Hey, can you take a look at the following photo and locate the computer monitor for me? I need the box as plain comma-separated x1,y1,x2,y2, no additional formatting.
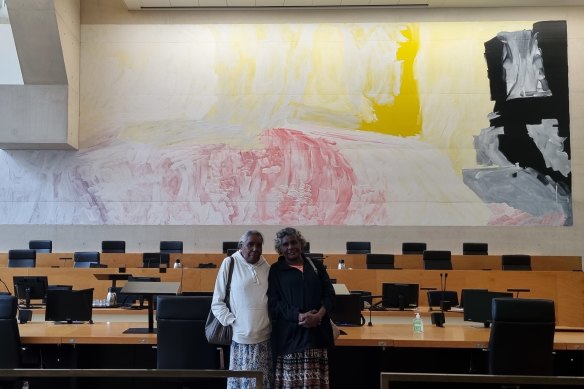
382,283,419,310
45,288,94,324
13,276,48,308
330,294,364,326
142,253,170,268
459,288,488,308
463,290,513,327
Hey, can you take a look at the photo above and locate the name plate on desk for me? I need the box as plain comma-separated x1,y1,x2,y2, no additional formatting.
120,281,180,295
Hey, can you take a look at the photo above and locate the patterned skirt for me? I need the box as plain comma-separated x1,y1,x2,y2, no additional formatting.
228,339,273,389
274,348,329,389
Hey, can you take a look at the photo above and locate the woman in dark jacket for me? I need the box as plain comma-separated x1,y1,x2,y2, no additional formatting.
268,227,335,389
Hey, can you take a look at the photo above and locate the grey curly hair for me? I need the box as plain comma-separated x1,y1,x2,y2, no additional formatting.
238,230,264,249
274,227,306,255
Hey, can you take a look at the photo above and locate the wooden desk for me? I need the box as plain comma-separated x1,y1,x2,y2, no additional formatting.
19,321,156,345
19,321,584,351
0,252,580,271
3,267,584,326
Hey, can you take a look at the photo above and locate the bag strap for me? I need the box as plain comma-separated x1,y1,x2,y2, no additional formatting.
305,256,318,274
224,256,235,309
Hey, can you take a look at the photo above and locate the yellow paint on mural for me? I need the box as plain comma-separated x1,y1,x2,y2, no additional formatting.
360,24,422,137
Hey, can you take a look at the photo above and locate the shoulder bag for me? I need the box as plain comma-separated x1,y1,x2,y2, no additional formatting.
205,256,235,345
305,256,341,340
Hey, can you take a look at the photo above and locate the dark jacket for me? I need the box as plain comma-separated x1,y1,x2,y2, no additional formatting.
268,254,336,357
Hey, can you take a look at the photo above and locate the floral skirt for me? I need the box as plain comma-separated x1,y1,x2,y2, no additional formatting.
274,348,329,389
228,339,273,389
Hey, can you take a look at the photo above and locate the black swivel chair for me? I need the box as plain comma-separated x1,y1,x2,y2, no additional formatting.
402,242,426,254
346,241,371,254
101,240,126,253
501,254,532,271
222,241,239,254
160,241,183,254
488,298,555,375
157,296,226,387
73,251,101,268
28,240,52,253
422,250,452,270
462,242,488,255
7,250,37,268
365,254,396,269
0,295,21,369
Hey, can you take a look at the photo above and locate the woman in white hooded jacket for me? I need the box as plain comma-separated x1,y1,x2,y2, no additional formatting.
211,230,272,389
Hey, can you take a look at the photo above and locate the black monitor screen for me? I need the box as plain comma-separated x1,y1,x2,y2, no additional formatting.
45,288,94,323
13,276,48,308
143,253,170,268
463,290,513,327
382,283,419,310
459,288,488,308
330,294,364,326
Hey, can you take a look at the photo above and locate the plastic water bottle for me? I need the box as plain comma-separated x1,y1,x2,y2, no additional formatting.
413,312,424,334
337,259,346,270
174,259,182,269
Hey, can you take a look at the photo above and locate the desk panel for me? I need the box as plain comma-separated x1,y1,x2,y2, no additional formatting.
1,252,580,271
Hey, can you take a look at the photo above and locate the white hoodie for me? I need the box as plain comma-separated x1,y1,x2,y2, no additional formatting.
211,251,271,344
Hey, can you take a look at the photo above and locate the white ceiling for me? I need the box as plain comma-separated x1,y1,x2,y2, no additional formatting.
122,0,584,10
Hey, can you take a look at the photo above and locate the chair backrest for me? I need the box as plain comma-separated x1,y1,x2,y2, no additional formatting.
7,249,37,268
488,298,555,375
346,241,371,254
402,242,426,254
221,241,238,254
365,254,395,269
501,255,532,270
303,241,311,253
102,240,126,253
462,242,488,255
156,295,223,369
29,240,53,253
73,251,101,268
422,250,452,270
0,295,21,368
160,241,183,253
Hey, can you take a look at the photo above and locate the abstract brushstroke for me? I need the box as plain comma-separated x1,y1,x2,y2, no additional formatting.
360,24,422,137
464,20,571,226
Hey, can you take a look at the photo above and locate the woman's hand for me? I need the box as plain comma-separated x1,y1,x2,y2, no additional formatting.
299,309,323,328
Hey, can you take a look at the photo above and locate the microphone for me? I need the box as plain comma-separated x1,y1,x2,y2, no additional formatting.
366,295,383,327
431,273,446,327
0,277,11,295
178,263,185,295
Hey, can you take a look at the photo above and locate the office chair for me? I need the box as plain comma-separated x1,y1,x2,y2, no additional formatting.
160,241,183,254
422,250,452,270
7,249,37,268
73,251,101,268
101,240,126,253
142,252,170,268
28,240,52,253
222,241,239,254
402,242,426,254
303,241,311,253
346,241,371,254
365,254,396,269
157,296,226,388
488,298,555,375
501,254,532,270
0,295,21,369
462,242,488,255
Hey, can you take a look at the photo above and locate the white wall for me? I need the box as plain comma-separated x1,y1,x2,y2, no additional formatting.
0,1,582,258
